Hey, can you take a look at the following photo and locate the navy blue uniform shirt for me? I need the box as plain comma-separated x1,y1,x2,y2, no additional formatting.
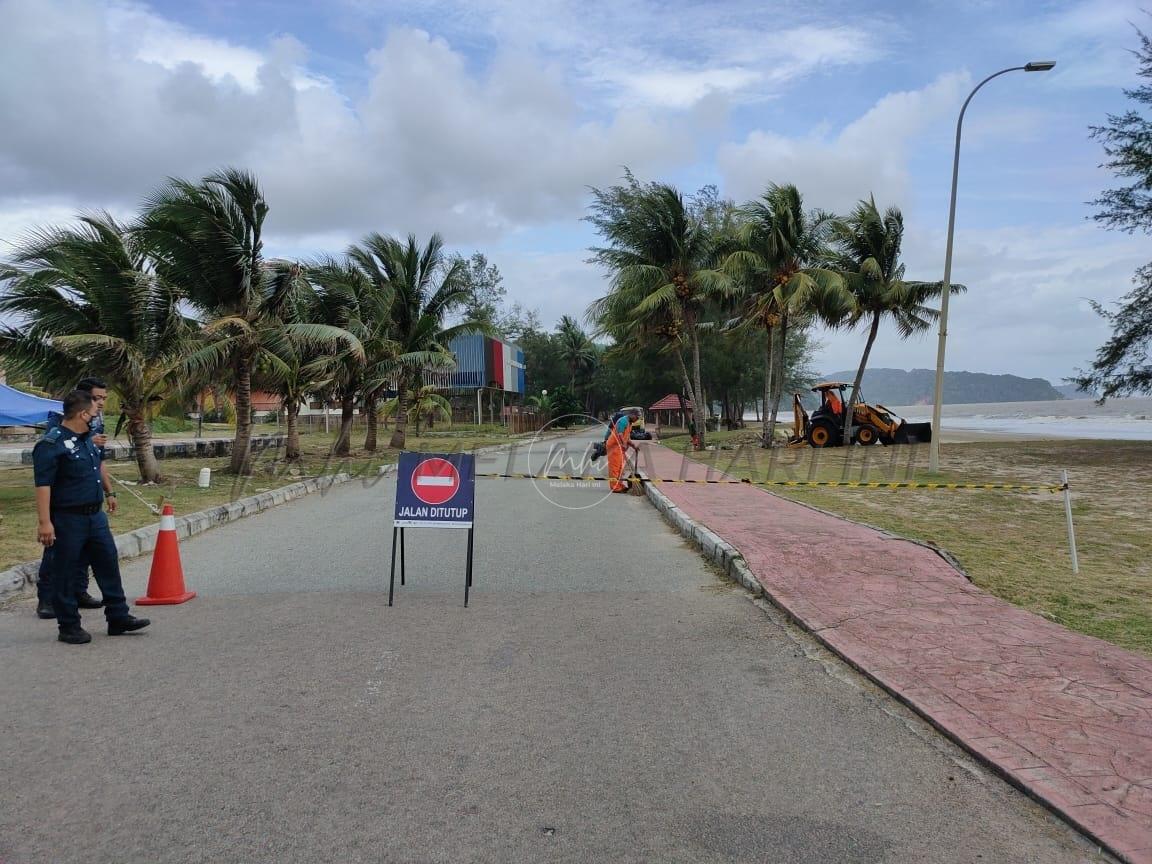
32,425,105,508
45,410,105,460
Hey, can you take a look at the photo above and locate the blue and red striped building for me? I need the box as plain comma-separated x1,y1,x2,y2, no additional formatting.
434,334,525,395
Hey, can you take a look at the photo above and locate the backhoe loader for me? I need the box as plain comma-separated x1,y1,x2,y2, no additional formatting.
787,382,932,447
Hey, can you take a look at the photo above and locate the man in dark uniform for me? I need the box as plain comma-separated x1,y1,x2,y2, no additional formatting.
35,377,111,618
33,390,150,645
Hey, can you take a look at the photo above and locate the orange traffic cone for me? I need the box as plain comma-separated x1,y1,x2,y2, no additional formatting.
136,503,196,605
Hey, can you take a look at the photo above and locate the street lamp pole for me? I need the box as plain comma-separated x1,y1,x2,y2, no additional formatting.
928,60,1056,472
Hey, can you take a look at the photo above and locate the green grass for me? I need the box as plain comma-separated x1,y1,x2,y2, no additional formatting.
665,431,1152,654
0,427,515,575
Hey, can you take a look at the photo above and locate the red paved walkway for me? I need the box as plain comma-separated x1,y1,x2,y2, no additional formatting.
640,443,1152,863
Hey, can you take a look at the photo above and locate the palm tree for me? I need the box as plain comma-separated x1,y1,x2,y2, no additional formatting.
526,391,556,422
726,184,850,445
0,213,194,482
253,274,357,463
832,198,958,444
556,315,597,389
348,233,476,450
587,171,735,447
136,169,352,474
252,336,309,463
592,301,699,433
384,384,452,436
332,251,402,453
304,257,383,456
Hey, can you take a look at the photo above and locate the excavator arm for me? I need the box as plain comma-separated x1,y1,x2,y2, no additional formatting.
787,393,809,446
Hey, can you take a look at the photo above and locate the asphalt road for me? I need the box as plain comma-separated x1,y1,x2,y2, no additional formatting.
0,433,1111,863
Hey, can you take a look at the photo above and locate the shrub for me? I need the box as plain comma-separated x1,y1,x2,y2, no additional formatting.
151,415,192,433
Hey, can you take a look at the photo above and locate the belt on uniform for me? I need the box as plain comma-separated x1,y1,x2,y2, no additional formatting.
51,502,103,515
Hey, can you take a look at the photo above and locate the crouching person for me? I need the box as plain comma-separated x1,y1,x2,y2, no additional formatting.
33,390,150,645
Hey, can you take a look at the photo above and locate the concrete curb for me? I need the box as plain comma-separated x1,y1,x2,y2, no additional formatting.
639,476,1128,863
641,480,761,594
0,434,549,603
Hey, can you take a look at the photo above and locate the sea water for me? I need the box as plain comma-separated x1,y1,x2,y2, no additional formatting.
743,397,1152,441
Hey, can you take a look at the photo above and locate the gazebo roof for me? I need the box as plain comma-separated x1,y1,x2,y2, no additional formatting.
650,394,693,411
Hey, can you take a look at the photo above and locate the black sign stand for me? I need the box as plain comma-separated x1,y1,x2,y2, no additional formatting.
389,526,475,607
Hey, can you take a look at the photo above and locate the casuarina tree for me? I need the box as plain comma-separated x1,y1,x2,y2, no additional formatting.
1075,24,1152,398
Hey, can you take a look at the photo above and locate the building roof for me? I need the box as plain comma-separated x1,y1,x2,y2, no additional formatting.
649,394,693,411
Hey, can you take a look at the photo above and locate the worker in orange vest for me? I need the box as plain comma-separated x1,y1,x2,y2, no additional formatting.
826,389,843,416
605,408,641,493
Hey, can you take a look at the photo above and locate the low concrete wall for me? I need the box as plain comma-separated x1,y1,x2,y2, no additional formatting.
0,465,393,601
0,434,558,602
1,434,286,466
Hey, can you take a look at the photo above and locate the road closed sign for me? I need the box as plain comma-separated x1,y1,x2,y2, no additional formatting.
394,452,475,529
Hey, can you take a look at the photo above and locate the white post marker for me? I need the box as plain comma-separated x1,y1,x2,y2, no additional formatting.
198,467,211,488
1062,469,1080,574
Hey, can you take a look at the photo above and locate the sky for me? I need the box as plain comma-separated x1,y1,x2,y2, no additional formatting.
0,0,1147,383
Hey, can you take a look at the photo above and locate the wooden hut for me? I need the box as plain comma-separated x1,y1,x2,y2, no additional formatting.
649,394,694,431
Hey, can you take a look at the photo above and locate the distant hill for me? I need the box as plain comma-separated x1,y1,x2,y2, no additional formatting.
818,368,1066,405
1054,383,1098,400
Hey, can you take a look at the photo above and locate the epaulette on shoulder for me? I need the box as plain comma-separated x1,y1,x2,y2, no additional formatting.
40,427,64,443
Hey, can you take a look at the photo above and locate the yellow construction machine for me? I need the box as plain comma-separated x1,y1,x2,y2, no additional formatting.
787,382,932,447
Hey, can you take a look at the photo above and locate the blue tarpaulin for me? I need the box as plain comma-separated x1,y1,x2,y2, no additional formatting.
0,383,62,427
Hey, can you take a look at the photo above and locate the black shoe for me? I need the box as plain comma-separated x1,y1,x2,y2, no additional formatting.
58,627,92,645
36,600,56,619
76,592,103,609
108,616,151,636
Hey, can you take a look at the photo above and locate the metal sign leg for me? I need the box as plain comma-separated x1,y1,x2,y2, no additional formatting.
400,527,406,586
388,526,398,606
465,527,474,607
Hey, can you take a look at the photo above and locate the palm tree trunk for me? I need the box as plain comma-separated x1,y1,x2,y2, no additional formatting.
334,394,355,456
845,312,882,445
126,409,162,483
230,355,254,475
690,328,707,448
285,398,301,462
673,350,701,448
767,314,788,444
389,382,409,449
363,396,379,452
762,325,775,447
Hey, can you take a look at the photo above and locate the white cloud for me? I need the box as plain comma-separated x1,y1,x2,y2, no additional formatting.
1028,0,1145,90
717,72,969,212
107,0,271,89
813,223,1146,381
0,0,696,245
488,244,607,330
617,68,761,111
0,201,97,255
348,0,886,109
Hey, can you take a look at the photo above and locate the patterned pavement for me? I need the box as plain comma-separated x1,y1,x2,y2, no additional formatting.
640,442,1152,864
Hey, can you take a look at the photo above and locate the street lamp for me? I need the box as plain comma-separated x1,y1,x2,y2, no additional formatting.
928,60,1056,472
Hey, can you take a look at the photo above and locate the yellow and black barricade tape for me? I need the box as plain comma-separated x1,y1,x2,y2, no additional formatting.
473,473,1063,493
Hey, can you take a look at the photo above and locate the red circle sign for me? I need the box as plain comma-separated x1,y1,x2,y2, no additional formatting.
411,457,461,505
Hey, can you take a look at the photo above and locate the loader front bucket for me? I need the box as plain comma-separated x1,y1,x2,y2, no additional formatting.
894,421,933,444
